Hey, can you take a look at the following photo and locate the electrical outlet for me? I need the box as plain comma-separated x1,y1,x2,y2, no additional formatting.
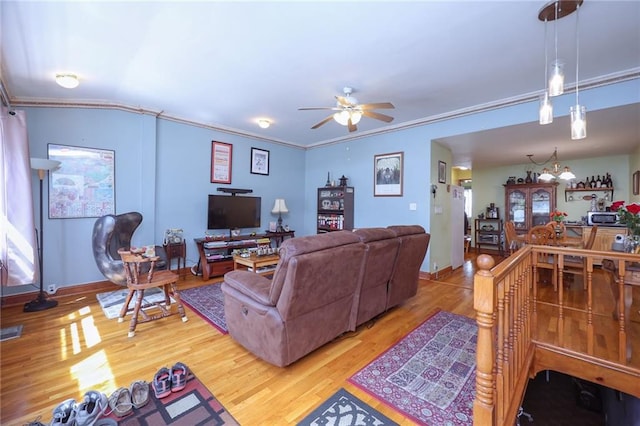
47,284,57,295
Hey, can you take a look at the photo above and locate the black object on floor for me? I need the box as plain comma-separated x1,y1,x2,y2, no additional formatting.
519,371,605,425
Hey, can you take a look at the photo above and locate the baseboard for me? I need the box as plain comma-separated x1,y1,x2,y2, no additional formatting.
420,264,453,281
1,267,189,308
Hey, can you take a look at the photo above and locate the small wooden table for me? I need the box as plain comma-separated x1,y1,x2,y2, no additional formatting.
233,254,280,276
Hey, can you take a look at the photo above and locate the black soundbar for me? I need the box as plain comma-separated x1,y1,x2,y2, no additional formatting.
217,187,253,196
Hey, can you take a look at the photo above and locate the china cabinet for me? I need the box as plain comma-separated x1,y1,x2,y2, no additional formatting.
504,183,557,234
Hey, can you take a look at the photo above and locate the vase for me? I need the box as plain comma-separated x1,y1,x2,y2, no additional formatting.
623,234,640,254
525,171,533,183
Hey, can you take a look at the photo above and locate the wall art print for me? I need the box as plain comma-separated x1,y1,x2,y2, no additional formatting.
47,144,115,219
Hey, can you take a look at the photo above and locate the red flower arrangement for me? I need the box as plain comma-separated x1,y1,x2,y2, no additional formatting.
611,201,640,236
549,210,568,223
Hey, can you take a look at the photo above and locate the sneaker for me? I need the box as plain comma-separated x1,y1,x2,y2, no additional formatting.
75,390,108,426
153,367,172,399
107,387,132,418
129,380,149,409
50,399,76,426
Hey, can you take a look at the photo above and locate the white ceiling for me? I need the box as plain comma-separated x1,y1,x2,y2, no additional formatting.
1,1,639,169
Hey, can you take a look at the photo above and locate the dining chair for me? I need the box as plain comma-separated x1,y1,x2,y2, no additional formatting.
527,225,557,290
118,249,188,337
562,225,598,290
504,221,526,254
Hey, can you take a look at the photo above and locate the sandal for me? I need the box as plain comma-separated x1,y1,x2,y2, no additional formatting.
153,367,172,399
130,380,150,409
170,362,189,392
107,387,133,417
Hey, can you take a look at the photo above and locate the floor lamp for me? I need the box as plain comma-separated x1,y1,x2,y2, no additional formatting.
24,158,60,312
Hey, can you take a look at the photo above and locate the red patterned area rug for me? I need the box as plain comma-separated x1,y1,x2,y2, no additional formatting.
349,310,477,425
179,283,228,334
105,373,238,425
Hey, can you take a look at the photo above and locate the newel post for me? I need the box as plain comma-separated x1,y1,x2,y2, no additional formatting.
473,254,496,425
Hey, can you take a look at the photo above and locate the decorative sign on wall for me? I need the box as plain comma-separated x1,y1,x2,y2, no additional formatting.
211,141,233,184
47,144,115,219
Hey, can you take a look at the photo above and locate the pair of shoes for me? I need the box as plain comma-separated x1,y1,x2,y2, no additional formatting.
107,387,133,418
50,399,76,426
153,362,190,398
130,380,150,409
75,390,108,426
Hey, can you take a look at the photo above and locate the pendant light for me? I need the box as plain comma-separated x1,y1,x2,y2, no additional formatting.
548,2,564,97
570,2,586,140
539,17,553,125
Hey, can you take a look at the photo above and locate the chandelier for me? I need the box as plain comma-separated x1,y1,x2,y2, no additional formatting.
537,0,586,139
527,147,576,181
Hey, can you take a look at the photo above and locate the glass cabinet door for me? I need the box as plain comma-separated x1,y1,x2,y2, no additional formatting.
507,189,527,230
531,188,552,227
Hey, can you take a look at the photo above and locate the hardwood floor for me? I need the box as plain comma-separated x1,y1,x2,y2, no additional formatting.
2,252,635,424
1,259,478,425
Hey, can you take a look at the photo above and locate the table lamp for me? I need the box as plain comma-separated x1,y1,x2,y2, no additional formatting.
271,199,289,232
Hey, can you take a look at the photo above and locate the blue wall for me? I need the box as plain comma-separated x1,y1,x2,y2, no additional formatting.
8,78,638,296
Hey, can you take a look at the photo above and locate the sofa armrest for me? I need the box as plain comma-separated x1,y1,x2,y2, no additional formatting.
223,270,274,306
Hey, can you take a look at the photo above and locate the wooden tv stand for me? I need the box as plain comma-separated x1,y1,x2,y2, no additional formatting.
194,231,294,280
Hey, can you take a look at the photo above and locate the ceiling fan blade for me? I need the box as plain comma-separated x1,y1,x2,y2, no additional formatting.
348,118,357,133
311,115,334,129
360,102,395,110
335,96,351,107
299,107,339,111
362,110,394,123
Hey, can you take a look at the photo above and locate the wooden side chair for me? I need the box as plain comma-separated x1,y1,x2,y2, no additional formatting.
504,220,526,254
527,224,557,290
117,249,188,337
561,225,598,290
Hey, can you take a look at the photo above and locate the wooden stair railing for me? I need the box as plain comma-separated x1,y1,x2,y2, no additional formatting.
473,246,640,426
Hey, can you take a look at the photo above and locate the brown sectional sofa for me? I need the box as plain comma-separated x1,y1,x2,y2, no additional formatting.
221,225,430,367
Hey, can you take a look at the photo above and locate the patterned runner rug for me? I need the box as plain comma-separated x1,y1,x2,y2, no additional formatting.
96,287,173,320
349,310,477,425
297,388,398,426
105,372,239,425
179,283,228,334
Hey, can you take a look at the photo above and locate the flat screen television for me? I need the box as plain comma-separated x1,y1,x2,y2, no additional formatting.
207,195,261,230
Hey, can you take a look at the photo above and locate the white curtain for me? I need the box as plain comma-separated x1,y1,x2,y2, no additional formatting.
0,105,37,286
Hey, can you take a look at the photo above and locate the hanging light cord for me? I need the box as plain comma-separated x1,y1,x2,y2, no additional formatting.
554,1,559,66
527,148,559,166
575,3,580,104
544,18,549,89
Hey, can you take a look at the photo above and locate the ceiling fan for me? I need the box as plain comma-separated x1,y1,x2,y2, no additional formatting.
298,87,395,133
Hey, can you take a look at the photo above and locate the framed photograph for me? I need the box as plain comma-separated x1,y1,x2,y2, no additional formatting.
633,170,640,195
374,152,403,197
47,144,115,218
250,147,270,176
211,141,232,184
438,161,447,184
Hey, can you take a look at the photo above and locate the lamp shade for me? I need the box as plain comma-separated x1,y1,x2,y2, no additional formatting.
271,199,289,214
548,60,564,96
30,158,61,171
570,105,587,140
333,111,350,126
539,93,553,125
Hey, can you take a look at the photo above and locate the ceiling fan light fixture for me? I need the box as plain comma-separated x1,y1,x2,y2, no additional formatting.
350,111,362,125
333,110,350,126
257,119,271,129
55,73,79,89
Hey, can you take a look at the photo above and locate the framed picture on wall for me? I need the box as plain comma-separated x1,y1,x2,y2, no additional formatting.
633,170,640,195
438,161,446,184
47,144,115,218
250,147,270,176
374,152,403,197
211,141,232,184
